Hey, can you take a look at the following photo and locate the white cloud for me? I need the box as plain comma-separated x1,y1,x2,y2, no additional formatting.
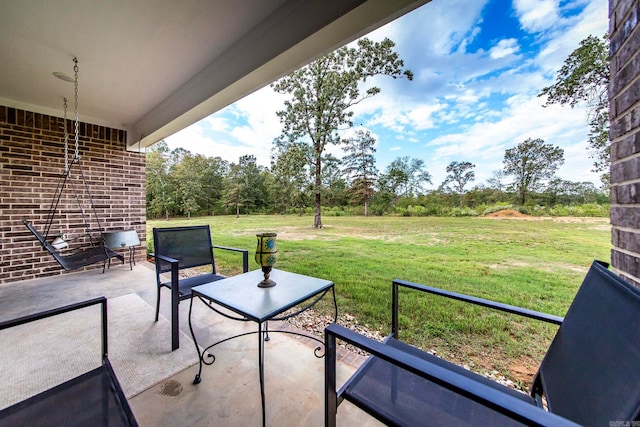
514,0,560,33
536,0,608,74
164,121,254,163
166,85,286,167
204,116,229,132
369,0,489,56
490,38,520,59
424,94,598,186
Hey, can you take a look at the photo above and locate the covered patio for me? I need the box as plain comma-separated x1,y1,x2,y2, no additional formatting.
0,261,380,426
2,0,640,425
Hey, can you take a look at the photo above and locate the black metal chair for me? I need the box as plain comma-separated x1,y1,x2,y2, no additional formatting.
0,297,138,427
150,225,249,350
325,260,640,426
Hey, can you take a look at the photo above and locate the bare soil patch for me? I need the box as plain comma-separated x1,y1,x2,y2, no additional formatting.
486,209,531,218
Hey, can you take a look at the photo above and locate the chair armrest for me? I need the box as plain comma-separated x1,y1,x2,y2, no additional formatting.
213,245,249,273
392,279,563,333
149,253,179,264
325,323,579,427
0,297,108,362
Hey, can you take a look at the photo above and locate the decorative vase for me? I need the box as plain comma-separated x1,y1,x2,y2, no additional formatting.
255,232,278,287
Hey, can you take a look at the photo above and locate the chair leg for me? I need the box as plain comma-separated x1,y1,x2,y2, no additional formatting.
155,286,161,322
171,286,180,351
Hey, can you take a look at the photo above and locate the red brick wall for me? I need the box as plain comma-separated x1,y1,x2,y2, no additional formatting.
0,106,146,284
609,0,640,284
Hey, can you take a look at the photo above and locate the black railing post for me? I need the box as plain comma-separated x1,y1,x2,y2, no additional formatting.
392,280,399,339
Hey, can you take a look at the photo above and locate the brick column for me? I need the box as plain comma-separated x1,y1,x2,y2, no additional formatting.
609,1,640,284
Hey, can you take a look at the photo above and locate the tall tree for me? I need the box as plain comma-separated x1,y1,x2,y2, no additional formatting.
321,155,348,207
342,129,378,216
271,141,312,215
379,156,432,205
543,178,602,205
223,162,243,217
172,153,203,219
503,138,565,205
239,155,265,212
258,169,276,213
169,146,191,168
486,169,507,202
146,149,174,220
538,34,609,184
441,161,475,207
200,156,229,216
487,170,506,192
223,155,265,217
272,37,412,228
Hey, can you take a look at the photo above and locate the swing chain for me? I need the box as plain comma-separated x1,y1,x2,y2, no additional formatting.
63,97,68,172
73,57,79,161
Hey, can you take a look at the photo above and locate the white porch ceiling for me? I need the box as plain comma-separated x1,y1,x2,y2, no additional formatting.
0,0,429,150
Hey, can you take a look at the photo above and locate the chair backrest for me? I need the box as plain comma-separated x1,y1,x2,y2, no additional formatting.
534,261,640,424
153,225,215,275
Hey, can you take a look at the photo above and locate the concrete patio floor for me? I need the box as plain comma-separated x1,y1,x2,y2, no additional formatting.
0,262,382,426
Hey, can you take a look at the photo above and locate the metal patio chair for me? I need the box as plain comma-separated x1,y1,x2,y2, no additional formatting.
0,297,138,426
325,260,640,426
150,225,248,350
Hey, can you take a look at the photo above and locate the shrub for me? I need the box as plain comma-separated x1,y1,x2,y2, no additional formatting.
577,203,610,217
449,207,479,217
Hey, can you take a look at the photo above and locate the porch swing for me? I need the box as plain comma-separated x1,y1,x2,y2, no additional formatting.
23,58,124,271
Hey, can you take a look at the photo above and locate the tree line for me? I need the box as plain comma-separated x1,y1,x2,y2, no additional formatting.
146,136,607,219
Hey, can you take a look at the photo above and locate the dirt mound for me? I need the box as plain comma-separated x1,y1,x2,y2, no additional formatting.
486,209,530,218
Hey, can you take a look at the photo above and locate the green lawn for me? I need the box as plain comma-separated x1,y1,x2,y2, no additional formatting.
147,215,611,387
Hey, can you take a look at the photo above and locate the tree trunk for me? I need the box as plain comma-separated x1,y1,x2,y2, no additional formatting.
364,200,369,216
314,192,322,228
314,159,323,228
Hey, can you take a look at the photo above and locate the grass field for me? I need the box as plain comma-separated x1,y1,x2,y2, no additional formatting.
147,214,611,388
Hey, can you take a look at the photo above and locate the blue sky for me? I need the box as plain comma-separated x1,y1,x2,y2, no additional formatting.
165,0,608,189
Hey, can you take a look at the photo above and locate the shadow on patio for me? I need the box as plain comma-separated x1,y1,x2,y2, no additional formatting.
0,262,381,426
